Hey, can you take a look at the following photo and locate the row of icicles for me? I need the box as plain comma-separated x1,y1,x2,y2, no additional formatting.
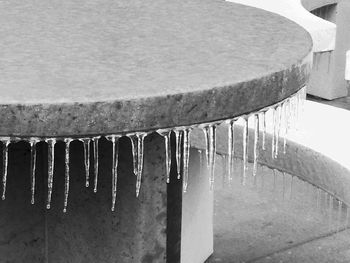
0,88,306,213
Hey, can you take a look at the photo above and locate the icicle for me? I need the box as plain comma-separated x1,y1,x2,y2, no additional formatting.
182,128,192,192
92,136,100,193
107,135,120,212
202,124,216,190
227,120,235,183
157,130,172,183
261,112,266,151
282,172,285,200
273,169,277,192
30,139,38,205
253,114,259,177
271,108,276,158
127,133,147,197
242,117,249,186
1,139,10,200
63,138,72,213
46,138,56,209
283,100,290,154
80,138,91,188
174,130,183,179
274,105,282,159
129,135,138,176
203,126,210,168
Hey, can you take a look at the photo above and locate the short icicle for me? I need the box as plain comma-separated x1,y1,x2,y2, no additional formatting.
182,128,192,192
157,130,172,183
93,136,100,193
253,114,259,178
107,135,120,212
242,116,249,186
46,138,56,209
80,138,91,187
174,130,183,179
129,135,138,176
227,120,235,183
30,139,38,204
63,138,72,213
202,124,217,190
1,139,10,200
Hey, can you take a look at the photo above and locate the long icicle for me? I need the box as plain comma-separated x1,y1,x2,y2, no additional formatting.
182,128,192,192
80,138,91,187
107,135,120,212
30,139,38,204
261,112,266,151
135,133,146,197
174,130,183,179
253,114,259,178
2,139,10,200
46,138,56,209
227,120,235,183
283,99,290,154
157,130,172,183
242,116,249,186
63,138,72,213
203,126,211,168
208,125,216,190
93,136,100,193
272,108,276,158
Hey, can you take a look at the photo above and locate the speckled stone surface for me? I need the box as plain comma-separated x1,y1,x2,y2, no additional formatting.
0,0,312,136
45,135,168,263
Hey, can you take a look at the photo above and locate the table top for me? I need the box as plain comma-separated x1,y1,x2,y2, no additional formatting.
0,0,312,137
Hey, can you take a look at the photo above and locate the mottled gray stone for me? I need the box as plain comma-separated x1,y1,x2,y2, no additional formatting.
0,142,46,263
45,135,168,263
0,0,312,136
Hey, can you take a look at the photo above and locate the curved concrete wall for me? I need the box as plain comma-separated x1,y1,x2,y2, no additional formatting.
191,101,350,206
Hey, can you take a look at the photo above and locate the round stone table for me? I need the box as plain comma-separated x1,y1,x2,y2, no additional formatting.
0,0,312,262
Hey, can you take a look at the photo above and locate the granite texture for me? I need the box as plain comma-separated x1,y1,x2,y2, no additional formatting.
45,135,168,263
0,142,46,263
0,0,312,136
